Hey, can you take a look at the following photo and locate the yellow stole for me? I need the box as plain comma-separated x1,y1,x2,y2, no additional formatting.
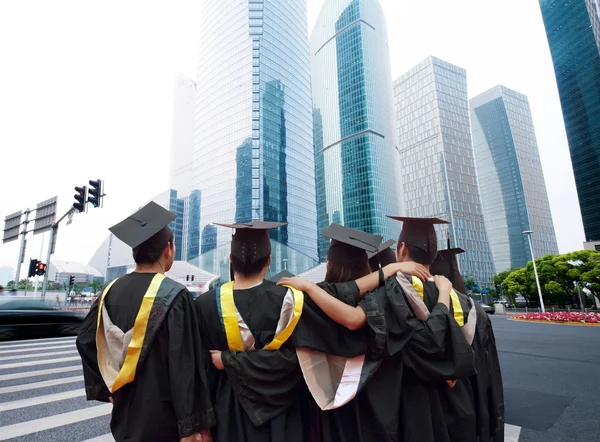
218,281,303,352
410,276,465,327
96,273,165,393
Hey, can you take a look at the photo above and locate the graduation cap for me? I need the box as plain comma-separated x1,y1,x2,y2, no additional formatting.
368,239,397,272
388,216,449,264
431,248,468,294
214,221,287,265
109,201,176,250
322,224,382,267
267,270,295,283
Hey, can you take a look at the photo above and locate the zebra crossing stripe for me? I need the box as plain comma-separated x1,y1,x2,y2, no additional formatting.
0,344,75,355
0,349,79,361
0,375,84,394
0,365,81,381
0,356,80,370
82,434,115,442
0,388,85,412
0,337,76,349
0,404,112,440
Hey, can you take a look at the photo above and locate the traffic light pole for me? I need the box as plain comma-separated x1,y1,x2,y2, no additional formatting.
41,207,77,299
14,209,30,290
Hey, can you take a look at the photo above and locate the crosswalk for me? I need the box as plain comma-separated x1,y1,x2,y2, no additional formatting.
0,336,114,441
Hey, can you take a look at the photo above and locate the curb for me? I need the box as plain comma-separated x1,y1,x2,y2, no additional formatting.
509,318,600,327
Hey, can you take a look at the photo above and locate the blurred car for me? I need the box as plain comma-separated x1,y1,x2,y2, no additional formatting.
0,299,85,341
479,302,496,314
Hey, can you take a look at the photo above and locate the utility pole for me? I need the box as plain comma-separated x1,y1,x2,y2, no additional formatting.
41,207,76,298
14,209,30,289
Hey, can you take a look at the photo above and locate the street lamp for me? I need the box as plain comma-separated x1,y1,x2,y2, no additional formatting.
568,260,586,321
523,230,545,313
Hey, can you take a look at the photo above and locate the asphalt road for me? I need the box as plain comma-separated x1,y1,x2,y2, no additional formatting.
493,315,600,442
0,318,598,441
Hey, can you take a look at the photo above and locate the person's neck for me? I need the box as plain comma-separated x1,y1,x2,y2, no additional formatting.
233,273,265,289
402,258,430,272
135,262,166,274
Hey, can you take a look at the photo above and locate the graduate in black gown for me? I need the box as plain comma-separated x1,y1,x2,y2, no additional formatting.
76,202,215,442
431,248,505,441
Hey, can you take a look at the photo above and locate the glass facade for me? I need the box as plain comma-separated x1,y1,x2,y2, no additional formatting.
168,189,185,261
394,57,495,287
471,86,559,272
539,0,600,242
192,0,317,278
187,190,201,261
311,0,401,261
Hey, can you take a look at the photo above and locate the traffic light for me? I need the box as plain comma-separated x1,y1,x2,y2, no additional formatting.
73,186,87,213
191,275,194,282
36,262,46,276
186,275,190,281
28,259,40,278
88,179,103,208
69,275,75,286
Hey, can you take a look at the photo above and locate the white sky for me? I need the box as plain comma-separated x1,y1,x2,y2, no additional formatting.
0,0,585,279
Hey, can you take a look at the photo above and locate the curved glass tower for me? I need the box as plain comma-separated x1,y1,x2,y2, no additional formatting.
311,0,401,260
192,0,318,277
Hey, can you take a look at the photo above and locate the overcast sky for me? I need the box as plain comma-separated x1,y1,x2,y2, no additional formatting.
0,0,585,279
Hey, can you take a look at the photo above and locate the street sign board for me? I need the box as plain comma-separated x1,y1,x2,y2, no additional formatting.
33,196,57,235
3,211,22,243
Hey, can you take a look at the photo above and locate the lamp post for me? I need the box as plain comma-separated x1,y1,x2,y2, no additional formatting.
523,231,545,313
568,260,586,322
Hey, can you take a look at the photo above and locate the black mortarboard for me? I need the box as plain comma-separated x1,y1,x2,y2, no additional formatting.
109,201,176,249
368,239,397,271
267,270,295,283
388,216,449,264
431,248,468,294
214,221,287,264
322,224,382,267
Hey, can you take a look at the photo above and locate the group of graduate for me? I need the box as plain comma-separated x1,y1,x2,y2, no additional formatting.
76,201,504,442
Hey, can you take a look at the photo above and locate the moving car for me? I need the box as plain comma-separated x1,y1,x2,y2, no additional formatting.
0,298,85,341
480,302,496,314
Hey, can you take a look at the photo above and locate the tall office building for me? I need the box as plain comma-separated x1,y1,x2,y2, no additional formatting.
192,0,318,278
311,0,400,260
394,57,495,287
539,0,600,248
169,74,196,197
471,86,559,272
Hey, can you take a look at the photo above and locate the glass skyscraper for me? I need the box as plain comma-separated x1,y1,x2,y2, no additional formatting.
192,0,318,277
471,86,559,272
311,0,401,260
394,57,495,287
539,0,600,245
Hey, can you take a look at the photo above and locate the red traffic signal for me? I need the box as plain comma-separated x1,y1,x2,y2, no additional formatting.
73,186,87,213
36,263,46,276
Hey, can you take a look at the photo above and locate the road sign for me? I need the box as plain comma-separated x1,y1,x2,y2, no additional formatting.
33,196,57,235
3,211,22,243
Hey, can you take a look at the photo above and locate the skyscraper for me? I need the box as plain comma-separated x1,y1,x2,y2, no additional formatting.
192,0,318,277
393,57,495,287
311,0,401,260
470,86,559,272
539,0,600,248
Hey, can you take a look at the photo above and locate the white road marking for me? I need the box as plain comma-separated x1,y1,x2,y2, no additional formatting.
0,375,84,394
506,424,522,442
0,349,79,361
0,337,76,349
0,356,80,370
0,404,112,440
0,344,75,355
0,388,85,412
82,434,115,442
0,365,81,381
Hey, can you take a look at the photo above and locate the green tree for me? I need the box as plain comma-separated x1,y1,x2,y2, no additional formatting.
6,280,15,289
89,280,103,295
464,278,480,294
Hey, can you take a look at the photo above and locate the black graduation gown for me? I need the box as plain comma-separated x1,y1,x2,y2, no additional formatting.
76,273,215,442
358,277,476,442
196,280,310,442
468,303,505,442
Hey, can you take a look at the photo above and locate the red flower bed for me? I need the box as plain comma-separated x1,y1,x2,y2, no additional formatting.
513,312,600,324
